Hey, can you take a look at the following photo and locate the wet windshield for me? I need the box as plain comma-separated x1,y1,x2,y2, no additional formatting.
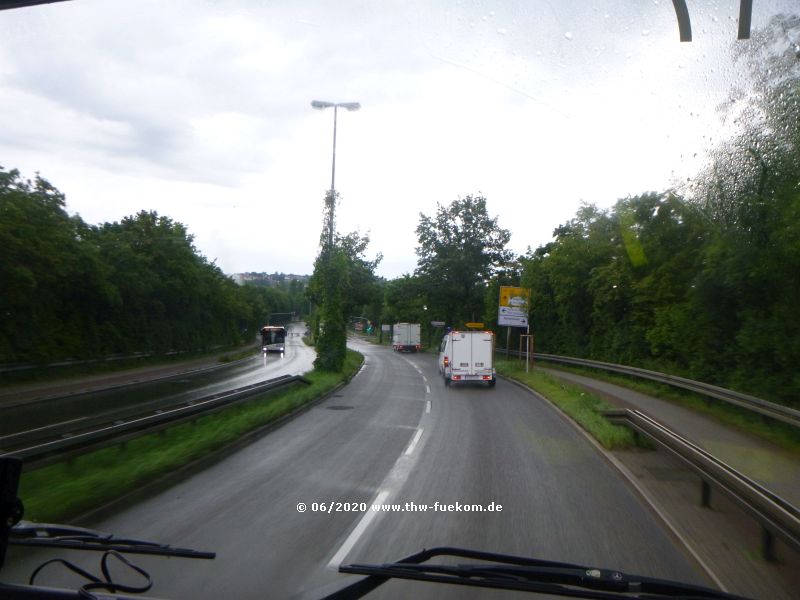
1,1,798,599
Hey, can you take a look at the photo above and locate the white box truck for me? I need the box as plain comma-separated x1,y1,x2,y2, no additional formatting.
438,329,496,387
392,323,421,352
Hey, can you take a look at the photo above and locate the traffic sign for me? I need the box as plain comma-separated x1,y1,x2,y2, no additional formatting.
499,314,528,327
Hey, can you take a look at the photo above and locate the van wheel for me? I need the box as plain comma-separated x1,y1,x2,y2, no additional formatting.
488,379,496,388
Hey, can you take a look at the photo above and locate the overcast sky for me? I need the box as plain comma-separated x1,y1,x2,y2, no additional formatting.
1,0,796,279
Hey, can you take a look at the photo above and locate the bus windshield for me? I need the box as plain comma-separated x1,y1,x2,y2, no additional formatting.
260,326,287,353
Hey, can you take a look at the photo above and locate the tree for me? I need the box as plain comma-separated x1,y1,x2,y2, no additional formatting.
1,167,265,365
415,194,512,326
0,167,110,362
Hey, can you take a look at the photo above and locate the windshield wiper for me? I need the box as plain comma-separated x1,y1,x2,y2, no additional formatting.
9,521,215,559
2,457,214,599
325,547,753,599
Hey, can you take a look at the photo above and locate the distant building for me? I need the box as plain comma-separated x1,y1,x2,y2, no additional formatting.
232,272,311,287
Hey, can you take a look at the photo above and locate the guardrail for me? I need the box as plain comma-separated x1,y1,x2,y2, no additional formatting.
0,375,310,470
498,349,800,428
605,408,800,562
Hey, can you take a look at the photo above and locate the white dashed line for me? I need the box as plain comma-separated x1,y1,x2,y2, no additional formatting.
404,427,423,455
327,489,389,570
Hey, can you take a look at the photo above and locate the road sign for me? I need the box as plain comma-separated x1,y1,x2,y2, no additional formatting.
381,324,391,332
499,286,530,328
499,286,530,310
499,314,528,327
465,322,485,329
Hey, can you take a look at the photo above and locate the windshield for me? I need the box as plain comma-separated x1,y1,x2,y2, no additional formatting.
1,1,798,599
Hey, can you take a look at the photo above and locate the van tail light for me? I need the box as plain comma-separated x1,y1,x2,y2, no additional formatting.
443,357,449,367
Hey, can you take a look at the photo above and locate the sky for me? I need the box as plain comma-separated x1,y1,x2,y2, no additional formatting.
1,0,796,279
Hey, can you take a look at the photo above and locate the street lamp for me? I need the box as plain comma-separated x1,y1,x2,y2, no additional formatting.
311,100,361,247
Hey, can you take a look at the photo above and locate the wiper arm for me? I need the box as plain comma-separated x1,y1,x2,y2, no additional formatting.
327,547,752,600
10,521,215,559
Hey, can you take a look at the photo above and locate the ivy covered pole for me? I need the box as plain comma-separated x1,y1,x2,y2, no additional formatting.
309,100,361,371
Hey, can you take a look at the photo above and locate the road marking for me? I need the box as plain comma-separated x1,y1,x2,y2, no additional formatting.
327,489,389,570
404,427,423,455
426,400,431,413
425,384,431,394
326,369,429,570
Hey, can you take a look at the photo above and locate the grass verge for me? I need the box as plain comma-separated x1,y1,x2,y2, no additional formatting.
535,361,800,455
495,359,638,450
18,350,363,523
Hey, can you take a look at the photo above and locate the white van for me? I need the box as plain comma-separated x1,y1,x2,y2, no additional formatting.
438,329,496,387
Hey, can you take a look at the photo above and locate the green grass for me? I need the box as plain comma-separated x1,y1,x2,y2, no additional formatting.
495,359,638,450
18,350,363,523
534,361,800,455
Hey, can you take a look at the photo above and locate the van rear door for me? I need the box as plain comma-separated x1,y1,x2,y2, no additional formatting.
449,332,494,383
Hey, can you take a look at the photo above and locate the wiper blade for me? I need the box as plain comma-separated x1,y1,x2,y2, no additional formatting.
328,547,752,600
10,521,215,559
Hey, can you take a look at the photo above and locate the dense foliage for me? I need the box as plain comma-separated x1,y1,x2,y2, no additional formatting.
0,168,289,365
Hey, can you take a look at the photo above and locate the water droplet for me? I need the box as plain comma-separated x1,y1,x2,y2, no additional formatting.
564,31,573,40
497,27,507,35
642,30,650,36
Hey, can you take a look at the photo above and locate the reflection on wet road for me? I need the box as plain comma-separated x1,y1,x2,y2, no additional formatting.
1,324,315,436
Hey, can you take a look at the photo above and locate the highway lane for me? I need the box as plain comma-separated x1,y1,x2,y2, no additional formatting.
0,323,314,437
3,338,708,598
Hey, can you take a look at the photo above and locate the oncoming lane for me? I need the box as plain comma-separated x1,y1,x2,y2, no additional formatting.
0,323,315,437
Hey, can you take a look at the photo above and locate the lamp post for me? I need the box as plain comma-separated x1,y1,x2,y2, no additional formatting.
311,100,361,248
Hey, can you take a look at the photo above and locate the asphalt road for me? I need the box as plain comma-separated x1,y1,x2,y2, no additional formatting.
0,323,315,436
3,338,706,599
